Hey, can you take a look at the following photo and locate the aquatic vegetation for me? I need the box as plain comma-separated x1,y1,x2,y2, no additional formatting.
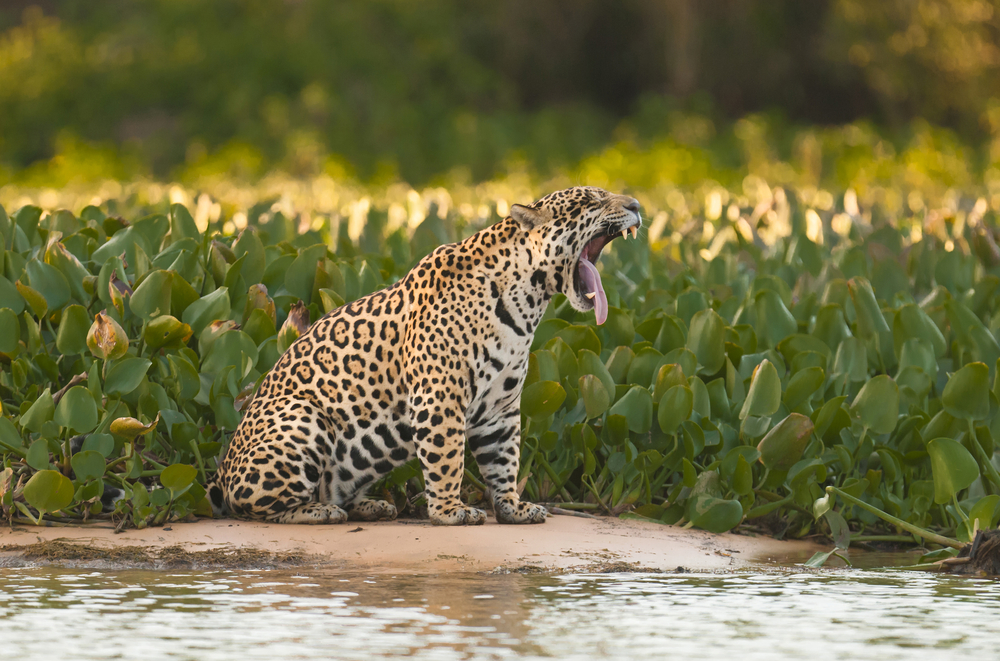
0,173,998,559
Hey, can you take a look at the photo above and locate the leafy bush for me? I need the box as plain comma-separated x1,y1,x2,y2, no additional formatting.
0,178,999,552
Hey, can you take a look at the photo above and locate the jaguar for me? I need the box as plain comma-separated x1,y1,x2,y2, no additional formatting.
208,186,642,525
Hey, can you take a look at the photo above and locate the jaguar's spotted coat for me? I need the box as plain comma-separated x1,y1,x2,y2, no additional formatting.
208,186,641,525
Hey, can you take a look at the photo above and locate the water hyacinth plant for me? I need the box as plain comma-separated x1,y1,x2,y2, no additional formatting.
0,178,998,560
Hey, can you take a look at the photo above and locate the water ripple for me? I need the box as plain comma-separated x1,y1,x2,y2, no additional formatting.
0,567,997,660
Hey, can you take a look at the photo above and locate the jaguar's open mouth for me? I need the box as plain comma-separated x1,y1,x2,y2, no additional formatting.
575,225,638,325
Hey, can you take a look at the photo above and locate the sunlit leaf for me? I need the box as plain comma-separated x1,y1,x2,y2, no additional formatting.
53,386,98,433
521,381,566,419
941,362,989,421
739,359,780,420
850,375,898,434
23,470,74,514
757,413,813,471
927,437,980,504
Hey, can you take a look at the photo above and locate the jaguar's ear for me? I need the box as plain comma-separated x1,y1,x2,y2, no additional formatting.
510,204,551,231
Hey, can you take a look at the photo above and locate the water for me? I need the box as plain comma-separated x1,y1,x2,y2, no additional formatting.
1,565,998,660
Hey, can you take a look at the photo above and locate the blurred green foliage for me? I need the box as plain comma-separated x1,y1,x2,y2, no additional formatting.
4,1,1000,186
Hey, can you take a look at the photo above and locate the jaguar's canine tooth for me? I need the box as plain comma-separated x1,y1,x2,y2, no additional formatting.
621,229,628,240
630,226,637,239
585,292,596,299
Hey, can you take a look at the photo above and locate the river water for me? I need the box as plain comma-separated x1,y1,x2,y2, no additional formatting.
0,563,997,660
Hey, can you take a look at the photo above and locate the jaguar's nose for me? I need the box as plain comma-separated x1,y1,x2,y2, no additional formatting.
625,198,640,214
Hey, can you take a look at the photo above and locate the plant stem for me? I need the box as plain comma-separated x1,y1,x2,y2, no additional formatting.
537,502,601,510
463,469,487,492
850,535,918,543
968,419,1000,492
534,452,573,503
189,439,206,484
745,494,793,519
0,437,26,458
827,485,963,549
582,475,612,514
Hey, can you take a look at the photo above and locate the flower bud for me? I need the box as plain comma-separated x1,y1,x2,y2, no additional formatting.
87,311,129,360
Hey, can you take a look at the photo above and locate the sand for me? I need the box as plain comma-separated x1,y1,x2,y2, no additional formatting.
0,513,821,573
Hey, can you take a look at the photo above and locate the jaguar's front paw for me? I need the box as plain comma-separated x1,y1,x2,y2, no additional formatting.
348,499,398,521
495,498,548,524
430,504,487,526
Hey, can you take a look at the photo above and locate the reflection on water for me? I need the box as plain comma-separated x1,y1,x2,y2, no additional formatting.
0,565,998,660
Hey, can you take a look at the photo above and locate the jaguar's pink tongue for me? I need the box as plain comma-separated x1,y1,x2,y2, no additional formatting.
578,258,608,325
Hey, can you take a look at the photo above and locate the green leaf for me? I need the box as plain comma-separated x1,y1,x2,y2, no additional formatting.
82,433,115,458
182,287,231,337
25,259,70,312
144,315,193,350
129,270,173,322
657,385,693,435
686,308,726,375
166,355,200,403
16,280,48,318
687,495,743,533
26,438,50,470
782,366,825,411
848,277,889,338
285,244,328,303
754,289,797,349
521,381,566,419
20,388,54,433
579,374,610,420
652,363,688,402
608,386,653,433
160,463,198,496
833,337,868,382
22,470,74,514
170,203,201,241
685,471,742,533
201,330,259,377
71,450,106,482
850,375,899,434
0,416,22,450
969,495,1000,531
941,362,990,421
626,347,664,388
739,359,781,419
556,325,601,355
55,304,89,355
927,437,980,504
0,307,19,353
233,227,266,285
54,386,98,433
0,275,25,314
104,358,152,396
579,349,616,400
811,304,851,353
732,454,753,496
757,413,813,471
826,509,851,550
894,303,946,358
243,307,278,345
605,346,634,384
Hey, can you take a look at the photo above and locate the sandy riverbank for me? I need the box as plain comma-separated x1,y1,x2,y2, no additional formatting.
0,513,821,573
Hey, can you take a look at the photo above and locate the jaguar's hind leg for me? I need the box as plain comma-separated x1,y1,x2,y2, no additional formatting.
347,499,398,521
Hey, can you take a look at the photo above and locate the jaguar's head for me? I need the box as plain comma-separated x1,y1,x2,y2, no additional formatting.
510,186,641,325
